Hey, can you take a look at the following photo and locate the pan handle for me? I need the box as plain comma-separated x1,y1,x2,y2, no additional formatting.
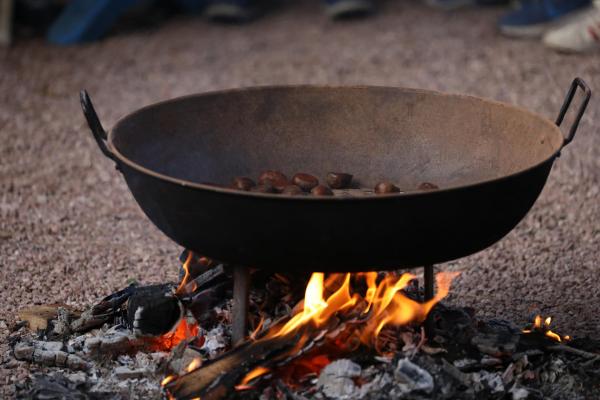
80,90,120,165
555,78,591,148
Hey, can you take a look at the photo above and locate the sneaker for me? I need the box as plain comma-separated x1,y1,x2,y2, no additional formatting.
426,0,508,11
543,5,600,52
323,0,374,19
499,0,592,38
204,0,258,22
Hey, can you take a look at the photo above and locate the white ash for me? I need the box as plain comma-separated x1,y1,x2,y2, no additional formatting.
13,341,90,371
201,325,228,357
394,358,434,395
114,366,149,380
509,386,530,400
317,359,361,400
358,372,393,399
471,370,504,393
453,358,478,370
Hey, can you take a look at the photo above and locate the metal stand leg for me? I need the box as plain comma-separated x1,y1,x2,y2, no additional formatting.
232,265,250,346
0,0,14,46
423,264,435,340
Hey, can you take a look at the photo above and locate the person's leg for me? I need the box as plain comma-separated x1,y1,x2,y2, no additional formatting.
543,0,600,52
499,0,592,38
425,0,508,11
323,0,373,19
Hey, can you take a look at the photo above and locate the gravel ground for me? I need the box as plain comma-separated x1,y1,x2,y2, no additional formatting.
1,1,598,395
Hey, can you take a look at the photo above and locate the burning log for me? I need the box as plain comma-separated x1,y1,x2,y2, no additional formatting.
164,335,298,400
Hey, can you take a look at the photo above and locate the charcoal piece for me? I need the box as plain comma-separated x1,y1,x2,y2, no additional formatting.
187,282,230,326
126,284,182,337
472,332,519,357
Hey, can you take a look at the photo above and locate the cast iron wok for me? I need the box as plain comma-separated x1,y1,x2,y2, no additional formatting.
81,79,590,271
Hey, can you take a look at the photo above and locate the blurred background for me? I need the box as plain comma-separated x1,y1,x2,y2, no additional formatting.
0,0,598,352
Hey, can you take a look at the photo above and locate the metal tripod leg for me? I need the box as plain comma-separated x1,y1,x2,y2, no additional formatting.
424,264,435,340
232,265,250,346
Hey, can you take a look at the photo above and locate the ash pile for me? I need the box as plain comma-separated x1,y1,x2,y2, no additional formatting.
6,251,600,400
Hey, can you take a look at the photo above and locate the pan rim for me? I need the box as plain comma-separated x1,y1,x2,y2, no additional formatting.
106,84,565,201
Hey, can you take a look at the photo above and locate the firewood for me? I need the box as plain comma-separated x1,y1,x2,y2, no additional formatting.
182,263,228,295
18,305,78,332
126,284,183,337
166,316,344,400
71,285,136,333
165,335,296,400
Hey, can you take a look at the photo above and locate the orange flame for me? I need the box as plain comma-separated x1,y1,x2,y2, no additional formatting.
523,314,568,342
236,271,458,388
176,251,194,295
266,271,458,345
235,366,271,390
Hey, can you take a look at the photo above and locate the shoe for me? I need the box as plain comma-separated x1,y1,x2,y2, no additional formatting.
47,0,146,44
543,5,600,52
323,0,373,19
499,0,592,38
204,0,258,22
425,0,508,11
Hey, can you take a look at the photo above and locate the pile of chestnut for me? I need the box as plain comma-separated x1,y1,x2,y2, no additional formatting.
230,171,438,196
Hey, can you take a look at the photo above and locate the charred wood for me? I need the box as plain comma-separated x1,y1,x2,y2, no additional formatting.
165,335,296,400
126,284,183,337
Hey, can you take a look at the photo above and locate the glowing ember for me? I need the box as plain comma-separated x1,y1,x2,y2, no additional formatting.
186,357,202,373
148,318,199,351
523,314,569,342
235,366,271,390
161,375,175,387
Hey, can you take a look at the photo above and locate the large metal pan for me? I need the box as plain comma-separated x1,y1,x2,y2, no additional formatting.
81,79,590,271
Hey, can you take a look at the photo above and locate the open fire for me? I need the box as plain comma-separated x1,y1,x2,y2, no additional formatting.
160,265,459,398
12,251,600,400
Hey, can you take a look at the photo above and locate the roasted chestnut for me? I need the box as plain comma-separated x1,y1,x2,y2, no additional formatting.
418,182,439,191
282,185,305,196
326,172,353,189
311,185,334,196
374,182,401,194
231,177,256,191
258,170,288,192
250,182,276,193
292,173,319,192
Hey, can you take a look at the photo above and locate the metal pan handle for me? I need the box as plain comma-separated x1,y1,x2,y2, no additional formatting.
80,90,120,165
556,78,591,148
